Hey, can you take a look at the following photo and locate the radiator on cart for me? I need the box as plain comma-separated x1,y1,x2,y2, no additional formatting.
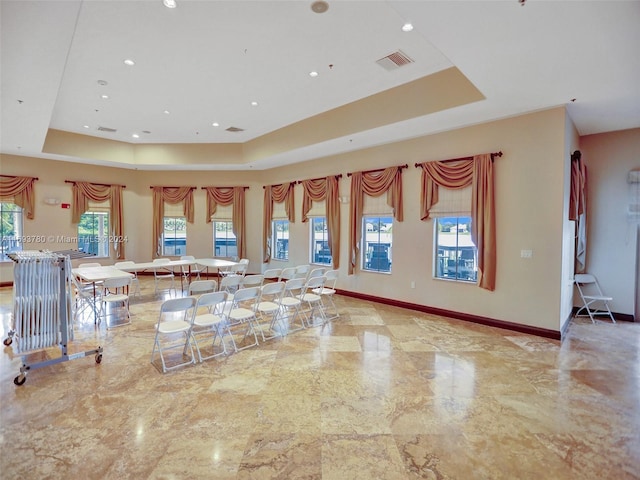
3,251,103,386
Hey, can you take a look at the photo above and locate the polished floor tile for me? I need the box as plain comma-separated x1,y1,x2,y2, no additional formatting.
1,277,639,479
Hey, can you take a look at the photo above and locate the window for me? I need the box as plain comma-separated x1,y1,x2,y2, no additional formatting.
213,220,237,258
434,216,477,282
310,217,331,265
362,215,393,273
1,202,23,261
162,216,186,256
78,210,110,257
272,219,289,261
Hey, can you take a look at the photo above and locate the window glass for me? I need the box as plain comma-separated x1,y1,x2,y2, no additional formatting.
78,210,110,257
213,220,237,258
434,216,477,282
362,216,393,273
0,202,23,261
272,219,289,261
310,217,331,265
162,216,186,256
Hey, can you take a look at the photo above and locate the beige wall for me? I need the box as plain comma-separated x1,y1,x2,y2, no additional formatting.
580,128,640,316
4,107,623,334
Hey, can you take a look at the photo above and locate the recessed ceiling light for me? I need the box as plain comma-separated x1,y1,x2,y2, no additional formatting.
97,80,108,86
309,71,319,77
163,0,177,8
132,133,140,138
83,125,90,129
212,122,219,127
251,101,258,107
101,94,109,99
402,23,414,32
123,59,135,66
163,110,170,115
311,1,329,14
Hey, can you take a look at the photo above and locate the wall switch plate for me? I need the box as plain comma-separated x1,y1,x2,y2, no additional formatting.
520,249,533,258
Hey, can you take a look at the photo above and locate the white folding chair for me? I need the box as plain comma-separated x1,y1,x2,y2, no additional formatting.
180,255,204,282
574,273,616,323
220,258,249,278
294,264,311,279
307,267,326,280
300,275,326,326
219,274,243,300
278,267,297,282
225,286,261,351
262,268,282,283
151,297,197,373
241,274,264,289
114,261,141,297
191,291,235,361
72,275,102,321
152,258,176,294
256,281,286,340
278,277,307,332
188,279,217,296
314,269,339,320
101,276,132,328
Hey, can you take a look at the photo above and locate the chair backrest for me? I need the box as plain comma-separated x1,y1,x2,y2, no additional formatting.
103,276,132,290
78,262,101,268
283,277,306,298
195,291,227,316
260,280,285,300
160,296,196,315
323,269,339,287
308,267,326,279
181,255,196,261
304,275,325,292
153,258,171,266
263,268,282,282
241,274,264,288
294,264,310,278
219,274,243,293
574,273,596,285
279,267,297,281
188,280,217,296
230,286,260,309
114,261,135,268
180,255,196,274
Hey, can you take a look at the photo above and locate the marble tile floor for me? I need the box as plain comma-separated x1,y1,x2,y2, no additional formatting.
0,277,639,479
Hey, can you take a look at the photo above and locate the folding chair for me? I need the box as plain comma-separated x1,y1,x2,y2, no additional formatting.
574,273,616,323
278,277,307,332
300,275,326,326
225,286,261,351
313,269,339,320
191,291,235,361
152,258,176,294
115,261,141,297
101,276,132,328
256,281,286,340
188,279,217,296
151,297,197,373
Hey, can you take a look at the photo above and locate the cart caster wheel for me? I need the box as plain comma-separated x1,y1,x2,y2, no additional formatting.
14,374,26,386
95,353,102,364
3,337,12,346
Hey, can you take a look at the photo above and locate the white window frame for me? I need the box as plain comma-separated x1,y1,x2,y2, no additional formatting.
77,208,110,258
361,215,393,273
213,220,237,258
162,215,187,256
434,216,478,283
310,216,331,266
0,202,23,261
271,219,289,261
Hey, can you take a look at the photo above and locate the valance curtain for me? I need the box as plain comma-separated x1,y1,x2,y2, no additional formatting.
71,181,125,259
569,156,587,273
0,176,37,220
418,153,496,291
262,182,295,263
152,186,194,258
204,186,247,259
301,176,340,269
348,167,404,274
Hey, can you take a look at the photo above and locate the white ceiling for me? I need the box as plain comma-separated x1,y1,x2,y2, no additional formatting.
1,0,639,170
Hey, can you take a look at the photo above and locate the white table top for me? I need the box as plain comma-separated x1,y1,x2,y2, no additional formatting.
195,258,238,268
73,266,134,282
116,259,194,272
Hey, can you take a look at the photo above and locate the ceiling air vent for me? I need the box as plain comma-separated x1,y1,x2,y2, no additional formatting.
375,50,414,71
97,126,117,133
225,126,244,132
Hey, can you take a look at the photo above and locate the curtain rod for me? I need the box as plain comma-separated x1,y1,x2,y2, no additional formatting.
414,151,503,168
149,186,196,190
347,164,408,177
296,174,342,184
201,186,249,190
1,175,39,180
263,182,295,189
65,180,126,188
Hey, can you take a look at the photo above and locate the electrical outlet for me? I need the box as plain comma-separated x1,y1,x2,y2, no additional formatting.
520,249,533,258
410,281,416,288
